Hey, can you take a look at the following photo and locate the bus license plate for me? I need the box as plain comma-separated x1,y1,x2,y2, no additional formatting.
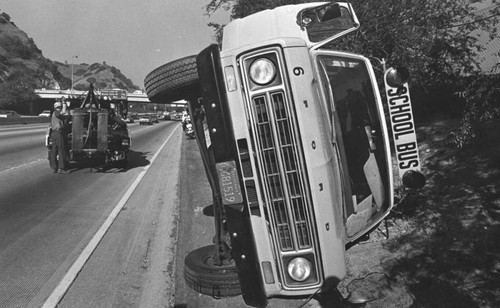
216,161,243,205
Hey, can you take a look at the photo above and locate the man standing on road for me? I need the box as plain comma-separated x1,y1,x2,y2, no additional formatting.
181,109,189,131
50,98,70,174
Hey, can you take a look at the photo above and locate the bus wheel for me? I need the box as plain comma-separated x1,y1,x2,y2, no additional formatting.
144,55,200,103
184,245,241,298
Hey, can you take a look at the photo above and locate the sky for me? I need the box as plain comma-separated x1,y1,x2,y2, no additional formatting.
0,0,230,88
0,0,497,88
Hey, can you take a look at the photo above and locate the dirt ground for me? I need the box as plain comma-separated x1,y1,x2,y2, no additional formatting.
333,118,500,308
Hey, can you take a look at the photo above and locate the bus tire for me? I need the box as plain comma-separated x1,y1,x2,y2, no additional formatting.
144,55,200,103
184,245,241,298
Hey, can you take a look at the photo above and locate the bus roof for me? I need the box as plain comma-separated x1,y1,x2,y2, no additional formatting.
221,2,359,53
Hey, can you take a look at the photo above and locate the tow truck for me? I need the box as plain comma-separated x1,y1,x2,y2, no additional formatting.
145,2,425,306
45,84,131,169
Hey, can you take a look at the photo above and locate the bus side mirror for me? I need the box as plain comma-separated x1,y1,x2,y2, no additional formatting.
318,4,342,22
385,67,410,88
297,3,342,28
402,170,426,189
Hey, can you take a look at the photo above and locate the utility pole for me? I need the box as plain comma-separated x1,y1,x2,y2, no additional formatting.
71,55,78,91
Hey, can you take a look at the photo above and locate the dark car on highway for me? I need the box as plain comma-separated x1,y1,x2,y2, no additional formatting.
0,110,21,118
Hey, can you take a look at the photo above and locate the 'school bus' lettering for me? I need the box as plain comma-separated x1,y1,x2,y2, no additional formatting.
385,82,421,178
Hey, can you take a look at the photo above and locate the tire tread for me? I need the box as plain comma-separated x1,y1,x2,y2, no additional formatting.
183,245,242,297
144,55,199,102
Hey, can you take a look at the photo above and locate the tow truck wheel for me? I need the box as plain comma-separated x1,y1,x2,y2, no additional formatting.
184,245,241,298
144,55,200,103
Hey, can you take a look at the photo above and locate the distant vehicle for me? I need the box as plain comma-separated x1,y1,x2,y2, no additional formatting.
38,110,51,117
162,111,171,120
138,114,154,125
170,112,182,121
0,110,21,118
152,114,159,123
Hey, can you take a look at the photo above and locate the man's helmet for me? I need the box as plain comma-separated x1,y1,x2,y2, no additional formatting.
54,101,62,108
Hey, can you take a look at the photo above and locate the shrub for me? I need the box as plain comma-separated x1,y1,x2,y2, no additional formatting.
75,69,86,76
453,73,500,148
0,36,30,59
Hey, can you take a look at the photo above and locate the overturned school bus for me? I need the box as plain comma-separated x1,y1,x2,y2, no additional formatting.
145,1,425,306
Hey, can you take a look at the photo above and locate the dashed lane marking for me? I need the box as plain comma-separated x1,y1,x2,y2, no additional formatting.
42,125,180,308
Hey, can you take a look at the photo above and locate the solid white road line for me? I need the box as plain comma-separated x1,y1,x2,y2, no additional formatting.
42,125,180,308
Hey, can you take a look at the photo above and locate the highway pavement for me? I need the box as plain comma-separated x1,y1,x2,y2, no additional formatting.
0,120,336,308
0,120,181,307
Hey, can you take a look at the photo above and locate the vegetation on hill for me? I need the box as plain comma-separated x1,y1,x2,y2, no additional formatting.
53,61,139,91
0,11,139,113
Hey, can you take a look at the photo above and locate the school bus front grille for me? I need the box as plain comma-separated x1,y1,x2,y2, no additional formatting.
250,92,312,251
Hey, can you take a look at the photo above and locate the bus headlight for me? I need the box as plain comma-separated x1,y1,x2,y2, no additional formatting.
287,257,312,282
249,58,276,85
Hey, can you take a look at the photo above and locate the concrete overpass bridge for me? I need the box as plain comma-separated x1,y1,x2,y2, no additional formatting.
35,89,150,103
34,89,187,106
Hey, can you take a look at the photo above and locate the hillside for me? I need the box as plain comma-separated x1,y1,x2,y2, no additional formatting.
0,11,139,92
0,12,62,88
53,60,139,91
